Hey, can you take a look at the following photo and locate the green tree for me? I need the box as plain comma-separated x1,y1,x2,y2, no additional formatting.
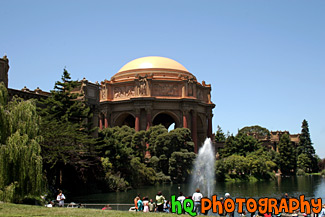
297,153,311,172
152,127,194,176
246,149,277,177
236,133,261,156
0,83,44,202
219,135,237,158
277,134,297,175
238,125,270,137
215,125,226,142
38,69,97,190
219,134,260,158
297,120,317,172
169,151,196,183
146,124,168,156
99,126,156,190
216,149,276,181
131,130,147,160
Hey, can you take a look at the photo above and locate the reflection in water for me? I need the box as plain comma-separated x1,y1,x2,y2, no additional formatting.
70,176,325,205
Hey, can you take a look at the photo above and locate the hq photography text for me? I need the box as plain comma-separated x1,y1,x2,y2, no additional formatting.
171,195,322,216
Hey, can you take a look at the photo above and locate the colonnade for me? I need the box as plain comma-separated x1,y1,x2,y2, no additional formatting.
98,109,213,153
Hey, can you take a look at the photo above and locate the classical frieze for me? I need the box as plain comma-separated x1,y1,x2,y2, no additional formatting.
113,86,135,99
152,83,179,96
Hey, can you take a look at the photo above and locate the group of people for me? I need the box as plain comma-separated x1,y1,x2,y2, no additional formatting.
133,194,162,212
132,189,204,213
133,191,173,213
45,190,66,208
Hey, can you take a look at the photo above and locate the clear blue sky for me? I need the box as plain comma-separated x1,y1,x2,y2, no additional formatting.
1,1,324,157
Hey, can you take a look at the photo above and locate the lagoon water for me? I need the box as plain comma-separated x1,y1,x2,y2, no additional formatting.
70,176,325,206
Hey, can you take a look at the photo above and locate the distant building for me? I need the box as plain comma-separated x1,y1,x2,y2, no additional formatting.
214,131,300,153
249,131,300,151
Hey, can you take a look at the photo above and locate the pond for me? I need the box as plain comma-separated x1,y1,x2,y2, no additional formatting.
69,175,325,206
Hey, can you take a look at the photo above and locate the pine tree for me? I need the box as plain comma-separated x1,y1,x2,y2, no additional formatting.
297,119,317,172
38,69,97,190
215,125,226,142
278,133,297,175
0,83,44,202
298,120,315,155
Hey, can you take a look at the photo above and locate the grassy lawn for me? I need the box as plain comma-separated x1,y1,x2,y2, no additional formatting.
0,203,173,217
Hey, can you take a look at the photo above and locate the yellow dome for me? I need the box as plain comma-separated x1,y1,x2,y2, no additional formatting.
118,56,189,73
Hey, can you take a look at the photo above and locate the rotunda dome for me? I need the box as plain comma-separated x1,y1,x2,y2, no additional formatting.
111,56,195,81
118,56,188,73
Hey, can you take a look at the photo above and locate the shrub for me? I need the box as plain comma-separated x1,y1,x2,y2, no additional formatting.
296,169,306,176
321,169,325,176
155,172,171,183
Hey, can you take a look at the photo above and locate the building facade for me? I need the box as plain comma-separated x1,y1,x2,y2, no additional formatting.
1,55,215,152
98,56,215,152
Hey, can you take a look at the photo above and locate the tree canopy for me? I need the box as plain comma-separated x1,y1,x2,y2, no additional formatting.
297,120,317,172
277,133,297,175
238,125,270,137
0,82,44,202
38,69,98,192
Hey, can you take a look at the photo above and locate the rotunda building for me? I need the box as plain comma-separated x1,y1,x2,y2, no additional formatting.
99,56,215,152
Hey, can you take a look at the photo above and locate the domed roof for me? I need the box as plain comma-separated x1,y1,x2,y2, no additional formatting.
117,56,189,73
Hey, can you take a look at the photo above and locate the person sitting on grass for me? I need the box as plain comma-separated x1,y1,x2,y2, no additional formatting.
102,204,112,210
137,197,144,211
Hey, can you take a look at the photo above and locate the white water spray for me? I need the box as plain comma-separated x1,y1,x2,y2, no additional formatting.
189,138,216,198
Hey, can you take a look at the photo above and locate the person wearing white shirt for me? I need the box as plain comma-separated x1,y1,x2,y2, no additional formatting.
320,204,325,217
56,190,66,207
192,188,203,214
177,192,186,214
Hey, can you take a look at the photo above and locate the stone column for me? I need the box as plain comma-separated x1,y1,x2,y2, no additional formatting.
99,114,103,130
192,110,198,153
182,82,186,98
146,108,152,131
182,110,188,128
104,113,109,128
135,109,140,131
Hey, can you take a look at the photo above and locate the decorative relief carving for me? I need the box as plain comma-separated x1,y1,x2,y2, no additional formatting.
138,76,148,96
101,84,107,100
187,78,194,96
153,83,179,96
113,86,135,99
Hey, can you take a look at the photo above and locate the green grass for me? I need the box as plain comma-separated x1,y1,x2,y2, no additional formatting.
306,172,321,175
0,203,173,217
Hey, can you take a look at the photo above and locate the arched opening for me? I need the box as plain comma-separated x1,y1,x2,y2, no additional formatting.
115,113,135,128
153,113,177,130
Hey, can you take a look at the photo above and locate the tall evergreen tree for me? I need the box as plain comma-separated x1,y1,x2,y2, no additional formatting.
38,69,97,191
0,83,44,202
215,125,226,142
278,133,297,175
298,120,315,155
297,119,317,172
